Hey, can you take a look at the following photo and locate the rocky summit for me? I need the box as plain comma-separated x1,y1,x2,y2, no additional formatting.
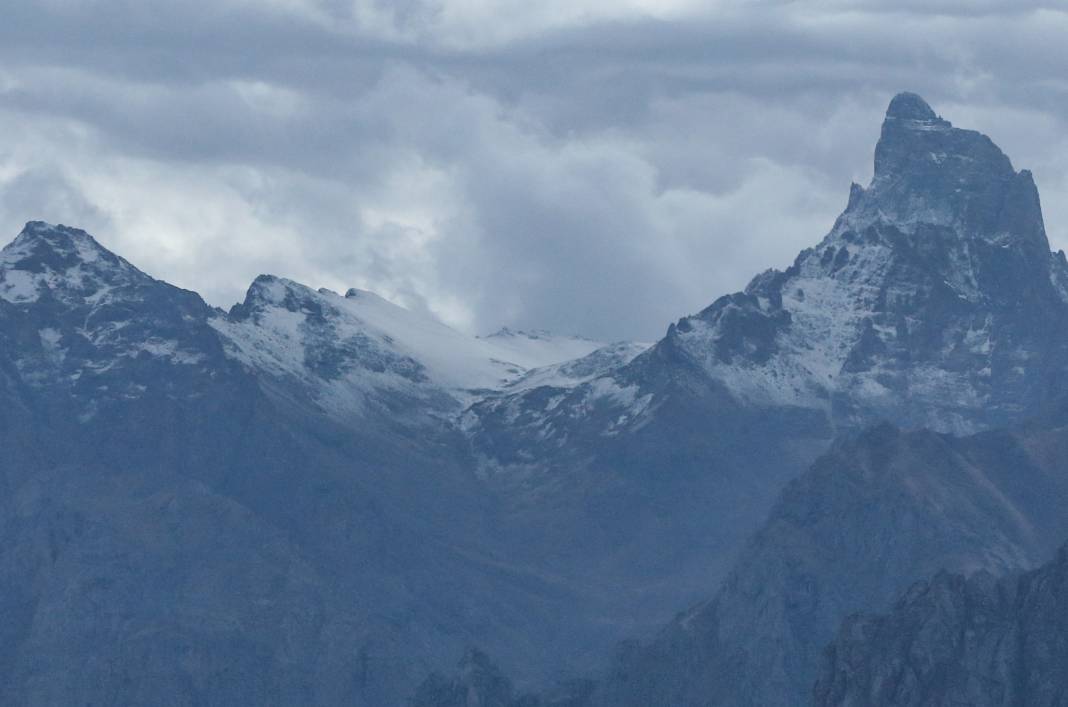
4,92,1068,706
661,92,1068,433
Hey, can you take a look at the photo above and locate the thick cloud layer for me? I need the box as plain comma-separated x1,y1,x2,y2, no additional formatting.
2,1,1067,339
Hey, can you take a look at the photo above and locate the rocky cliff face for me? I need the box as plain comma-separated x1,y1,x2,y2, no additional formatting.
664,92,1068,433
474,91,1068,461
815,543,1068,707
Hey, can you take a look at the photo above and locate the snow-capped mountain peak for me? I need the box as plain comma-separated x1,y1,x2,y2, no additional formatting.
0,222,224,409
5,221,108,262
0,221,147,306
659,93,1068,432
849,91,1041,252
211,274,612,418
0,224,623,423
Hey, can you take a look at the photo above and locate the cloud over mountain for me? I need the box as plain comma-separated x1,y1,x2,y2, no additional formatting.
3,2,1068,340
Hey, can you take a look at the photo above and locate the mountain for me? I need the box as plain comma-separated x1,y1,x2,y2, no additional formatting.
4,91,1068,705
578,419,1068,706
420,415,1068,707
0,221,229,407
0,223,633,705
672,91,1068,433
418,93,1068,707
815,542,1068,706
481,327,615,377
459,91,1068,648
475,91,1068,451
214,276,611,419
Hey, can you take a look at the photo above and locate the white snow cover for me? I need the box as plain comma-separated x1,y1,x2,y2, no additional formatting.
0,269,39,303
0,222,139,307
682,239,896,410
479,327,608,372
210,278,619,415
504,340,650,392
665,193,1046,435
337,291,605,390
0,223,212,375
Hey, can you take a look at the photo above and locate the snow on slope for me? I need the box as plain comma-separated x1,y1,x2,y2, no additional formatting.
333,290,607,391
0,222,217,388
646,93,1068,435
674,239,896,410
503,340,651,393
211,276,615,416
0,221,145,307
479,327,608,371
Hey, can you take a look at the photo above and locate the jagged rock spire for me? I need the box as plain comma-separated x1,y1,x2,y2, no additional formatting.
852,93,1048,253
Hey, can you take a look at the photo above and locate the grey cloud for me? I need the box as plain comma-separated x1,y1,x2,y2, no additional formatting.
2,1,1068,339
0,167,112,236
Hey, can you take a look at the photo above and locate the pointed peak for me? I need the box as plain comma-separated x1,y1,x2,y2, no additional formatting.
21,220,72,236
6,221,107,262
21,220,65,236
230,275,306,319
15,221,101,247
2,221,132,274
244,274,310,305
251,273,282,286
0,222,148,305
857,92,1026,243
885,92,938,121
847,182,865,210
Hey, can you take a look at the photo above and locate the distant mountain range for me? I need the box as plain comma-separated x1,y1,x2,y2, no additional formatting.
3,92,1068,705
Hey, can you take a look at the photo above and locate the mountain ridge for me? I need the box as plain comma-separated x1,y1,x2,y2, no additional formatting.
815,541,1068,706
4,92,1068,705
410,93,1068,706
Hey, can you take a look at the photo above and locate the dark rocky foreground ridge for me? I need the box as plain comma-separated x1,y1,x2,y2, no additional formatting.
815,541,1068,706
2,91,1068,705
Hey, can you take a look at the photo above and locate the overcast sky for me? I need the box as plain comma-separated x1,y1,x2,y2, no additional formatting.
3,1,1068,340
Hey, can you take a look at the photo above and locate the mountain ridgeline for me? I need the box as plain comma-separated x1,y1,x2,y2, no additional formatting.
662,91,1068,433
1,92,1067,706
816,542,1068,706
413,92,1068,707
